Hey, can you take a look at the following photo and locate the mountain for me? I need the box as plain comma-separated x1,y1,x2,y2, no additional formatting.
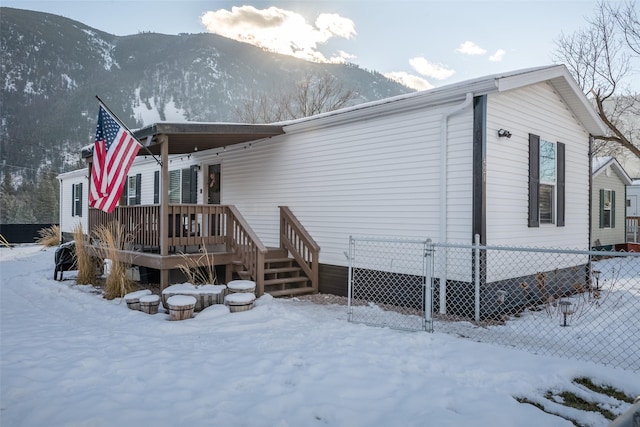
0,7,412,223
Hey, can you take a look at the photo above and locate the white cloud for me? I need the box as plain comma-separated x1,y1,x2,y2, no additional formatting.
200,6,356,63
456,41,487,55
489,49,506,62
409,57,455,80
385,72,434,91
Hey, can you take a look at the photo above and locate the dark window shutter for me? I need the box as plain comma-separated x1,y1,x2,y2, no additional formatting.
611,190,615,228
189,165,198,203
528,134,540,227
154,170,160,204
599,189,605,228
556,142,565,227
77,183,83,217
135,173,142,205
181,168,190,204
71,184,76,216
121,178,128,206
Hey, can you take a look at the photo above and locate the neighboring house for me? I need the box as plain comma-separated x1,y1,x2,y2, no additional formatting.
57,168,88,238
591,157,632,249
58,65,607,312
627,180,640,243
628,179,640,217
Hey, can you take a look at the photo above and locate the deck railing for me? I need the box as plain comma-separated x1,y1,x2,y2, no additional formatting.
279,206,320,293
628,216,640,243
88,204,267,293
88,205,317,296
89,204,231,250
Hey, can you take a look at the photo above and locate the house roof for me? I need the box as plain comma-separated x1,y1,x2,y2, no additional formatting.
281,64,608,137
81,122,284,158
592,156,633,185
81,64,606,159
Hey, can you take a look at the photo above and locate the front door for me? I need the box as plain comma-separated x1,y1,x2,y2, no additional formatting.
207,164,221,204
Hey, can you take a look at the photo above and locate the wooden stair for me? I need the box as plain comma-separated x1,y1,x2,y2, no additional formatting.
231,248,315,297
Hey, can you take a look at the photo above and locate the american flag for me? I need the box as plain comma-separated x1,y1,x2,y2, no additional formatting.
89,105,141,213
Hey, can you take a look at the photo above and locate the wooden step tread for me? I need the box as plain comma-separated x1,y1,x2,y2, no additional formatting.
264,276,309,286
265,249,289,259
265,257,296,264
265,266,301,274
267,287,316,297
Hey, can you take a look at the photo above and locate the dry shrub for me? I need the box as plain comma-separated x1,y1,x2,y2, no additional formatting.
36,225,60,246
72,224,97,285
177,243,218,285
94,222,135,300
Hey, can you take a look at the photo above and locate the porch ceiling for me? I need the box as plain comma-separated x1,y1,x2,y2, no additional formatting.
134,122,285,156
81,122,285,158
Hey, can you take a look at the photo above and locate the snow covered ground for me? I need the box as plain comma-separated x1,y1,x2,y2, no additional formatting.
1,245,638,427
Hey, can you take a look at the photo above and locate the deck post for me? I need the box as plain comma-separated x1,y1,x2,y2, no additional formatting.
159,135,170,290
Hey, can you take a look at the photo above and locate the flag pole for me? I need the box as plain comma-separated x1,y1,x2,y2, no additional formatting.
95,95,163,166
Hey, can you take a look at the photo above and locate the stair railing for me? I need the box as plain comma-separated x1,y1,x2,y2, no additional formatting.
279,206,320,293
227,205,267,296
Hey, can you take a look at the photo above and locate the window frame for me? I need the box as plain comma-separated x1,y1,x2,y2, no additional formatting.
528,133,565,228
72,182,83,217
538,138,556,225
121,173,141,206
168,166,198,204
599,189,615,229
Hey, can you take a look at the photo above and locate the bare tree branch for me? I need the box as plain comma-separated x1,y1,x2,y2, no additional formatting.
553,0,640,160
235,71,358,123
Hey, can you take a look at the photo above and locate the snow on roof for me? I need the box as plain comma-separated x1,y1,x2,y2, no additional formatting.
592,156,633,185
281,64,607,136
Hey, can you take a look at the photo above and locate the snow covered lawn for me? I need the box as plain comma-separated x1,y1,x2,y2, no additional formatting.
1,245,638,426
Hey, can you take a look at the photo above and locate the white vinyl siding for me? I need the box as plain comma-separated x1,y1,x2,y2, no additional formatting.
592,170,627,246
125,158,162,205
57,170,87,236
221,99,474,267
485,82,590,249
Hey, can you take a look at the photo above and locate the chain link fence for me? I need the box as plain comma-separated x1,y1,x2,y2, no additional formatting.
347,237,428,331
348,236,640,371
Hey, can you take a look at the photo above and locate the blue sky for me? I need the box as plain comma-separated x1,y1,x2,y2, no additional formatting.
4,0,605,90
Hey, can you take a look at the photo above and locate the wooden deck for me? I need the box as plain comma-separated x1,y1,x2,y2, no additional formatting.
87,205,319,297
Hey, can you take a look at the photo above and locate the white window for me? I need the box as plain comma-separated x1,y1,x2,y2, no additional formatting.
600,189,615,228
168,170,181,204
528,134,564,228
127,175,138,206
72,183,82,217
539,139,556,224
168,167,197,204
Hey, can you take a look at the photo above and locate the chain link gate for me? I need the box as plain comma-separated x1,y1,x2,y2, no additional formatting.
347,236,432,331
347,234,640,371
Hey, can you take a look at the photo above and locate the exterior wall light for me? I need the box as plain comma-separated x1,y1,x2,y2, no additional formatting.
498,129,512,138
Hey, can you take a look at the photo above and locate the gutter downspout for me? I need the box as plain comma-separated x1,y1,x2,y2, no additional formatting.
439,92,473,315
57,176,64,245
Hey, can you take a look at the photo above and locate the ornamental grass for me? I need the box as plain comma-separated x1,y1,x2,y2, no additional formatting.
94,222,135,300
36,225,60,247
72,224,97,285
177,243,218,285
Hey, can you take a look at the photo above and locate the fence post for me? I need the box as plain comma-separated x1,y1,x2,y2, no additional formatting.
474,233,481,322
424,238,434,332
347,235,354,322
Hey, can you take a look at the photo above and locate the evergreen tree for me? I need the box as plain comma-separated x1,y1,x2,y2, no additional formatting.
35,169,59,223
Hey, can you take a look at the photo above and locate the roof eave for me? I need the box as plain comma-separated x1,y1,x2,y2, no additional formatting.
496,64,608,136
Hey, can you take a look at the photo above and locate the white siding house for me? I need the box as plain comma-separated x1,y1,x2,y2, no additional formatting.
57,168,88,239
591,157,632,249
60,65,606,297
628,180,640,217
